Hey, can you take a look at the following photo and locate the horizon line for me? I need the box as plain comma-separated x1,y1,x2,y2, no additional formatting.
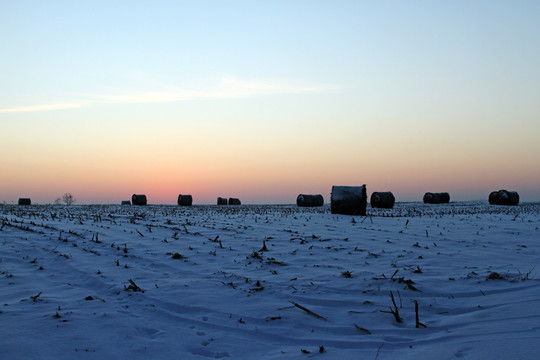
5,199,539,206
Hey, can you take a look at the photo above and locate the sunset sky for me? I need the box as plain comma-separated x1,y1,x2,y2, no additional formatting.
1,1,539,204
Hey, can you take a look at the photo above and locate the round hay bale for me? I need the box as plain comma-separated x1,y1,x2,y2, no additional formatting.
370,192,395,209
217,197,228,205
507,191,520,205
131,194,147,206
423,192,450,204
18,198,31,206
489,189,519,205
177,194,193,206
331,185,367,216
488,191,498,204
440,192,450,203
423,192,434,203
296,194,324,207
121,200,131,205
228,198,241,205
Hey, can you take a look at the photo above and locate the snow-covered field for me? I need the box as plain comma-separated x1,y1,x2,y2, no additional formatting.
1,202,539,360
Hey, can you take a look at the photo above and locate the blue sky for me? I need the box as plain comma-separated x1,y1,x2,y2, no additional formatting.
1,1,539,203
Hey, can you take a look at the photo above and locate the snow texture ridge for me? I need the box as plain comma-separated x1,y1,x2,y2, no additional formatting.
0,202,539,359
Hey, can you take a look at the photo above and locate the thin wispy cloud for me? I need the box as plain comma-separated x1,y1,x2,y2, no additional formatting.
0,102,88,113
0,76,338,113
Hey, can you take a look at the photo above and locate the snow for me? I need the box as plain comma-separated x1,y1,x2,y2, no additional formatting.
1,202,539,359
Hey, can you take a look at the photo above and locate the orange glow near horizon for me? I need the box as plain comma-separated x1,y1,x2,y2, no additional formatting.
2,144,539,204
2,83,539,204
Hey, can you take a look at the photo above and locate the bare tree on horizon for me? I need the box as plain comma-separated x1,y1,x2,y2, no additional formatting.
62,193,75,206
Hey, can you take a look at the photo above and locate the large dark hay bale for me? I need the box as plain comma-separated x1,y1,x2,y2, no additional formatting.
423,192,450,204
18,198,31,205
370,192,395,209
131,194,147,206
331,185,367,216
177,194,193,206
121,200,131,205
489,189,519,205
217,197,228,205
228,198,241,205
296,194,324,207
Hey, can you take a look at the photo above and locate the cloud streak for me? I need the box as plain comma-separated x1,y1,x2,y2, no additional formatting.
0,76,338,113
0,102,88,113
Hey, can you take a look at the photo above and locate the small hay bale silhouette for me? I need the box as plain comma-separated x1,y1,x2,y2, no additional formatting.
488,190,519,205
131,194,147,206
331,185,367,216
423,192,450,204
121,200,131,205
217,197,228,205
18,198,31,205
370,192,395,209
296,194,324,207
177,194,193,206
228,198,241,205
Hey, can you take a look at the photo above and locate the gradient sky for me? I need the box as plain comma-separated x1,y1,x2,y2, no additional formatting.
1,0,539,204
